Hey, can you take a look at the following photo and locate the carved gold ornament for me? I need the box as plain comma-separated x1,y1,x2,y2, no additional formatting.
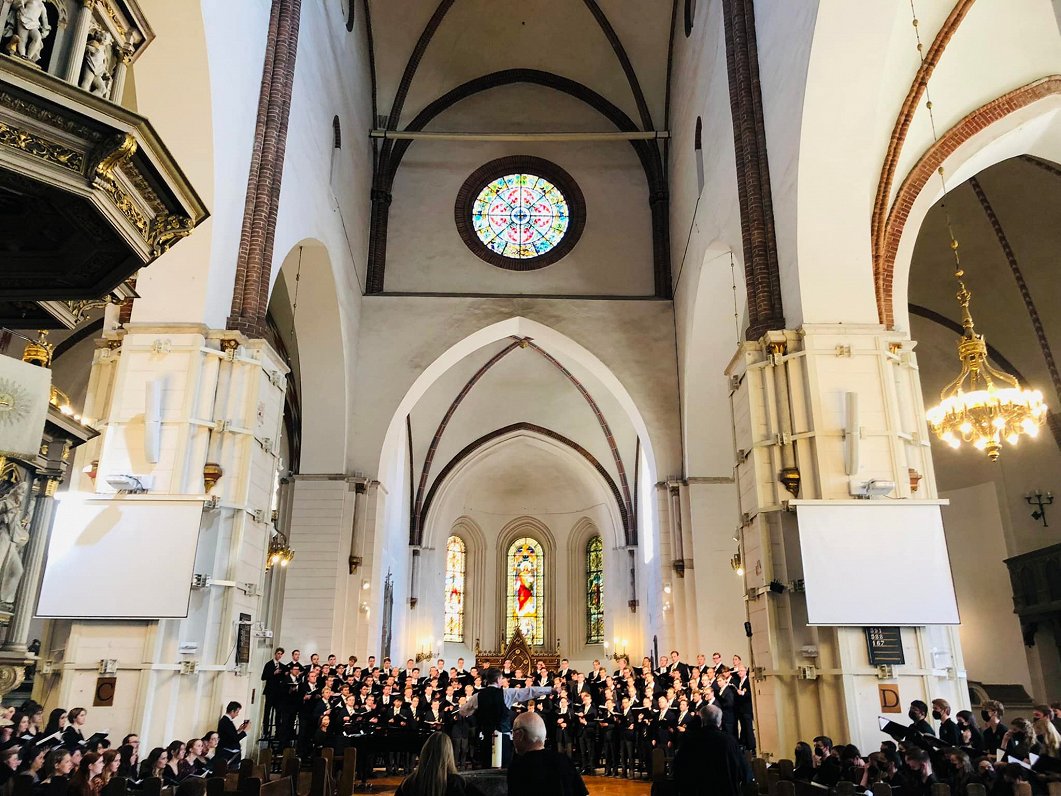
0,120,83,173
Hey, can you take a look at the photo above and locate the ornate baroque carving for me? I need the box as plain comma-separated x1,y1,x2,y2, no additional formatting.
0,91,101,140
0,120,83,172
0,664,25,695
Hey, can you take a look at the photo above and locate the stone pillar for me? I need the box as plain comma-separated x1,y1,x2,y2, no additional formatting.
109,50,131,104
726,325,966,757
46,326,288,748
227,0,303,338
722,0,785,340
63,0,95,84
2,476,58,652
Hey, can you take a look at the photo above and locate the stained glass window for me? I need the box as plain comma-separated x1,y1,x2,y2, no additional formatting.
586,536,604,644
471,173,570,260
444,535,466,643
506,537,544,646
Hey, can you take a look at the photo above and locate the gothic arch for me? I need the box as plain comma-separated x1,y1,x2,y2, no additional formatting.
881,76,1061,329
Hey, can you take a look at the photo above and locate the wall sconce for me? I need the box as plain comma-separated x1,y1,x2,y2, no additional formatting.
266,531,295,570
731,548,744,577
415,638,439,664
1026,490,1053,527
605,638,628,662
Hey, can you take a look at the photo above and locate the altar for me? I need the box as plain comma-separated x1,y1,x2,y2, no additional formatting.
474,628,561,673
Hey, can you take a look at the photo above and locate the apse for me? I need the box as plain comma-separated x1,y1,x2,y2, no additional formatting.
418,429,626,667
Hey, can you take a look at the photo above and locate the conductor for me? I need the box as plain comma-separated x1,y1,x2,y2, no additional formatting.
458,666,554,767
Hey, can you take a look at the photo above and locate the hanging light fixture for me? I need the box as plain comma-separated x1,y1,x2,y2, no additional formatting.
266,530,295,570
905,4,1048,461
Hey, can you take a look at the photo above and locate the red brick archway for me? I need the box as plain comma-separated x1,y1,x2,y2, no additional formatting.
873,75,1061,328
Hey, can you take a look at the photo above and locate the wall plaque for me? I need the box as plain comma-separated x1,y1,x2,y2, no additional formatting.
865,626,905,665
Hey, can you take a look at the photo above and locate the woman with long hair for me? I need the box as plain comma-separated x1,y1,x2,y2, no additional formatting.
139,748,169,782
181,738,206,778
1034,716,1061,757
955,709,984,755
69,752,103,796
39,749,72,784
17,745,45,782
98,749,120,787
165,741,185,783
116,744,138,778
394,733,475,796
42,709,66,738
793,741,815,781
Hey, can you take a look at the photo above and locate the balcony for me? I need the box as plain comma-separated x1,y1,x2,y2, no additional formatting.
1004,542,1061,632
0,0,207,328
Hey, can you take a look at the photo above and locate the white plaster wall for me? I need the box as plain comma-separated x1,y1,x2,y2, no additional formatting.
385,86,654,296
278,477,355,657
407,340,637,498
941,482,1032,693
352,299,681,482
791,0,1061,326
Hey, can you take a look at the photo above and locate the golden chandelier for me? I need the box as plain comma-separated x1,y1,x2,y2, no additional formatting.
908,2,1047,462
266,530,295,570
925,262,1047,462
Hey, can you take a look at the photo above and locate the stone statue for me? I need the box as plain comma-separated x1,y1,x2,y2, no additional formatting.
0,478,29,609
3,0,52,64
79,28,113,97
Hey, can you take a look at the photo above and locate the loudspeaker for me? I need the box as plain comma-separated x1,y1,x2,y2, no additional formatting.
744,621,752,638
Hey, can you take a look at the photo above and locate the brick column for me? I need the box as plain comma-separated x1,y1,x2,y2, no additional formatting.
722,0,785,340
227,0,303,339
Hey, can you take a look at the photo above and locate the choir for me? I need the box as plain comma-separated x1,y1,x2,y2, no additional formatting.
260,646,756,781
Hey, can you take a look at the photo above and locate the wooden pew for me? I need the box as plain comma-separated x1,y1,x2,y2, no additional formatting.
335,749,356,796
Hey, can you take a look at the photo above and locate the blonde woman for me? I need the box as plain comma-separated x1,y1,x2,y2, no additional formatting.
1034,716,1061,757
395,732,479,796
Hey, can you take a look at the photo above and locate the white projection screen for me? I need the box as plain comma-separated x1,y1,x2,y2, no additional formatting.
37,495,204,619
796,502,959,626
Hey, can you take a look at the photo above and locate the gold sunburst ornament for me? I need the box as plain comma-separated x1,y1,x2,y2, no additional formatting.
925,243,1047,461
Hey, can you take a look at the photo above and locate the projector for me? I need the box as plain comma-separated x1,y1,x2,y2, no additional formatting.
848,478,896,498
104,474,152,493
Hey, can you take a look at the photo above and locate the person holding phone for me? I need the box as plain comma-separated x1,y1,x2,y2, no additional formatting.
216,702,250,764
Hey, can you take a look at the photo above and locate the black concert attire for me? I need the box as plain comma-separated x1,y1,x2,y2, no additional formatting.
260,658,286,736
507,748,589,796
672,722,753,796
732,673,755,751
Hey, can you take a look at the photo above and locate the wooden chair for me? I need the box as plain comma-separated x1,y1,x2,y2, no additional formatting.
205,776,226,796
870,784,892,796
776,781,796,796
335,749,356,796
766,766,781,795
751,758,769,793
1047,781,1061,796
308,756,330,796
776,759,794,781
965,784,987,796
833,781,855,796
140,776,162,796
742,783,760,796
1013,782,1033,796
930,784,951,796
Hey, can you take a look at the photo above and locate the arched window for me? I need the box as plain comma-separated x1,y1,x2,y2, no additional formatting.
586,536,604,644
506,537,544,645
444,535,466,642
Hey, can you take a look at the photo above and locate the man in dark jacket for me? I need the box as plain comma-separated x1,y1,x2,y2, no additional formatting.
508,712,587,796
673,704,753,796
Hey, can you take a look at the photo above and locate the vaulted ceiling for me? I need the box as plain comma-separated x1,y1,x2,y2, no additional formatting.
367,0,674,132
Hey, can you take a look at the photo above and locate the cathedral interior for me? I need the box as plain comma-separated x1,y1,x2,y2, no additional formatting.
0,0,1060,789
